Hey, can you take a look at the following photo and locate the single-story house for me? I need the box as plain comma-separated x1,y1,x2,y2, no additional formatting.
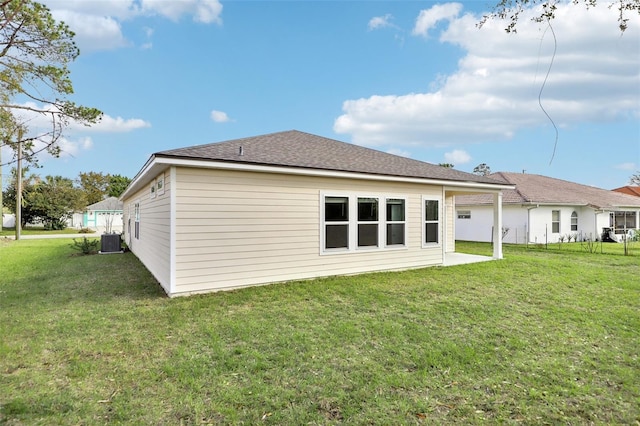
120,130,514,297
83,197,124,233
456,172,640,244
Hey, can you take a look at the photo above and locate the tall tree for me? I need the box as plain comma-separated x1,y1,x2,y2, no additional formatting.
0,0,102,168
27,175,83,229
108,174,132,198
439,163,455,168
480,0,640,33
77,171,110,205
2,167,39,227
630,172,640,185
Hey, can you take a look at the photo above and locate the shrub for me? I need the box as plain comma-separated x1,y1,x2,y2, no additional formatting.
70,237,99,255
44,219,67,231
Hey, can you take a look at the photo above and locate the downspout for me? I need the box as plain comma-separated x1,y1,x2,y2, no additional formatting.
526,204,539,245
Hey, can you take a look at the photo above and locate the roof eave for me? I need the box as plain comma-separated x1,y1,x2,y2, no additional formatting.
121,155,514,200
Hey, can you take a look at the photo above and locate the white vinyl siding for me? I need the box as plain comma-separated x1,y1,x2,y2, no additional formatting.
122,171,172,293
445,194,455,253
172,168,444,295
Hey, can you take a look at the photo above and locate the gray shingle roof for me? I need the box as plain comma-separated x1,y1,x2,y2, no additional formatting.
156,130,504,185
87,196,123,211
456,172,640,209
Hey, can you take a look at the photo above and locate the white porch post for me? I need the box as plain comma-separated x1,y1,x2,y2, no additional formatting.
493,192,503,259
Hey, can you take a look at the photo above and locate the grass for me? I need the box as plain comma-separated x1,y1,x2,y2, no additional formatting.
0,226,96,237
1,239,638,424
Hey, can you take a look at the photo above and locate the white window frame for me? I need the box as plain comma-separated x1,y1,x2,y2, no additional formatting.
322,193,351,252
385,197,407,248
357,196,380,250
422,196,441,247
157,174,165,196
570,211,578,232
552,210,561,234
320,192,408,255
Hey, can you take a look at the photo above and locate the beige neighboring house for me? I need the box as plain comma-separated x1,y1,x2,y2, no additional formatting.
120,130,514,297
456,172,640,244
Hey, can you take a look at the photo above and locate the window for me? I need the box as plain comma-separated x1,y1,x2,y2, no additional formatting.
457,210,471,219
358,197,379,248
157,174,165,196
321,194,407,253
571,211,578,231
386,198,405,246
552,210,560,233
324,196,349,250
134,202,140,239
424,199,439,244
612,211,637,232
150,179,156,199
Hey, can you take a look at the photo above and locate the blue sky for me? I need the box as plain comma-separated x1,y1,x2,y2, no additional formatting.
2,0,639,190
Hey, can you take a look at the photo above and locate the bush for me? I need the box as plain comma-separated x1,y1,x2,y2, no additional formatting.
70,237,99,255
43,219,67,231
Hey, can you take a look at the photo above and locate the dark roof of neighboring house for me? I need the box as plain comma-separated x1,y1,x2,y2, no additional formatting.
613,186,640,197
87,196,123,211
456,172,640,209
155,130,505,185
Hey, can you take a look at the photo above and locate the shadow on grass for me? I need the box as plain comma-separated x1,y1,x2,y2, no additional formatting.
0,239,166,309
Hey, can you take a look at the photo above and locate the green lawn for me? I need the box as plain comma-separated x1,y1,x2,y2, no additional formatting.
1,239,638,424
0,226,96,237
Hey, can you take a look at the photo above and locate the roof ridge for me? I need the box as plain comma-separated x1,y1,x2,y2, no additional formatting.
153,130,508,186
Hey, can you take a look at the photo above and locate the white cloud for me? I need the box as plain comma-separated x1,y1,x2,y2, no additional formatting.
412,3,462,37
615,162,636,170
387,148,411,158
368,14,394,31
444,149,471,164
335,2,640,148
10,102,150,134
92,115,151,132
210,110,232,123
51,10,129,51
56,136,94,158
43,0,223,52
140,0,222,24
2,105,148,166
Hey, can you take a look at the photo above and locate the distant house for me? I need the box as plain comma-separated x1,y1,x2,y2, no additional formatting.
84,197,124,233
456,172,640,244
120,130,514,297
613,186,640,197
